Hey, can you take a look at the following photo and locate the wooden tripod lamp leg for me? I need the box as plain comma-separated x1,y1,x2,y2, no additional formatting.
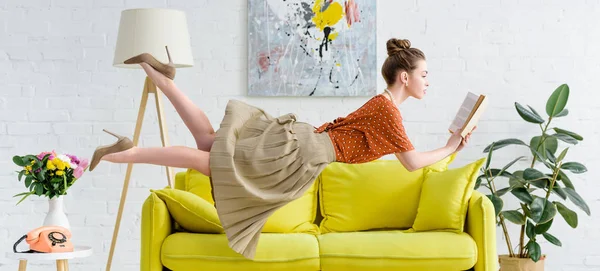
106,77,175,271
18,260,26,271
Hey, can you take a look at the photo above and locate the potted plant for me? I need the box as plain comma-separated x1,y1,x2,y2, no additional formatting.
12,150,89,229
475,83,590,271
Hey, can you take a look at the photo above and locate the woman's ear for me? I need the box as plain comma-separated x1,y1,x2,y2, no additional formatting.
396,71,408,85
399,71,409,86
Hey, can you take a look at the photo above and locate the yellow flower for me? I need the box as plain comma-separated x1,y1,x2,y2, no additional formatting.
50,173,54,176
46,160,56,170
25,165,32,172
56,170,64,176
52,158,66,170
30,160,35,165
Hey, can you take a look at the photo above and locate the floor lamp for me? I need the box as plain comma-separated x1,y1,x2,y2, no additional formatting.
109,8,194,271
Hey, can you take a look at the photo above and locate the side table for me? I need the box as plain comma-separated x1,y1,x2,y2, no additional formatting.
8,246,93,271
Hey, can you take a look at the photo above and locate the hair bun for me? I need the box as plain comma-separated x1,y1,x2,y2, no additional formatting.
386,38,411,56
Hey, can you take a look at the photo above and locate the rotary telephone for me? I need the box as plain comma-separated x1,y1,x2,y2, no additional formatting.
13,226,74,253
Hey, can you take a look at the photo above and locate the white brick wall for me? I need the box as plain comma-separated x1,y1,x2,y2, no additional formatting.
1,0,599,270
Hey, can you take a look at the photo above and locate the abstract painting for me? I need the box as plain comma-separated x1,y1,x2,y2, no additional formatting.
248,0,377,96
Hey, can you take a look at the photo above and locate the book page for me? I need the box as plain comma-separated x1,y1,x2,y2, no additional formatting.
449,92,480,133
461,95,488,137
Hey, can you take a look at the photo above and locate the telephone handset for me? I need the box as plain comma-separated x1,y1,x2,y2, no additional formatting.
14,226,74,253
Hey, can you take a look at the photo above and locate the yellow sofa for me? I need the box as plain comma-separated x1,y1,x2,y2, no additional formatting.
141,157,498,271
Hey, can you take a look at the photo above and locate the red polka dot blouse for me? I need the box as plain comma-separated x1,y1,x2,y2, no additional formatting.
314,93,415,164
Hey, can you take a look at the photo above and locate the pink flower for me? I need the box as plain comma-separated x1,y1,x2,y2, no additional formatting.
37,150,56,161
73,158,89,179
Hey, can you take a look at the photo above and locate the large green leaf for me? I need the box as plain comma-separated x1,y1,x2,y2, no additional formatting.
552,185,568,200
546,84,569,118
557,170,574,189
529,197,545,222
25,176,33,188
563,188,590,215
486,194,504,216
527,241,542,262
539,200,557,224
561,162,587,174
526,220,535,239
511,187,534,204
553,127,583,141
13,156,26,166
551,133,579,145
483,139,528,153
523,168,545,180
535,218,553,234
554,201,578,228
502,210,525,225
529,197,557,224
542,232,562,247
34,183,43,196
516,102,545,123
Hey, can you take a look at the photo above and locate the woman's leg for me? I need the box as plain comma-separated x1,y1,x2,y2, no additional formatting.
102,146,211,176
140,62,216,152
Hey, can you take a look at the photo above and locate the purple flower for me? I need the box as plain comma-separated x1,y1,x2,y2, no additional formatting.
66,154,80,165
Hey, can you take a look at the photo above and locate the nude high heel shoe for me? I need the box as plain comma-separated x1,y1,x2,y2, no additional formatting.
124,46,176,80
89,129,134,171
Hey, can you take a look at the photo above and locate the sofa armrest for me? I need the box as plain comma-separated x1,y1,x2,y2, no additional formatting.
465,190,498,271
141,192,173,271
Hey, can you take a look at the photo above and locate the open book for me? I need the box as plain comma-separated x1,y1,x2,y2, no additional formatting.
448,92,488,138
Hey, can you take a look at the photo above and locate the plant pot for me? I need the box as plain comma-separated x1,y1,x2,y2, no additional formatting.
499,254,546,271
43,197,71,230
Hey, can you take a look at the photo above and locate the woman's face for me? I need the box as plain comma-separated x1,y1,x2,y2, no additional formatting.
403,59,429,100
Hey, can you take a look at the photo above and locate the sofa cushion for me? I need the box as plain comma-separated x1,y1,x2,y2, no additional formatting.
318,231,477,271
153,188,224,234
411,157,486,232
184,169,319,233
161,232,320,271
318,154,456,233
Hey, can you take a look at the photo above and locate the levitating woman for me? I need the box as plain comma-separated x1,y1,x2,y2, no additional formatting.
89,38,474,259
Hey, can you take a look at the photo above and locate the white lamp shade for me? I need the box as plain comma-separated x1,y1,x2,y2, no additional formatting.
113,8,194,68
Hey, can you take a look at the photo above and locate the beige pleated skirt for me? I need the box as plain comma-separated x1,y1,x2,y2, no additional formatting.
208,99,336,260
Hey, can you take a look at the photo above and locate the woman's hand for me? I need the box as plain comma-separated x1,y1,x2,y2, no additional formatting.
455,126,476,153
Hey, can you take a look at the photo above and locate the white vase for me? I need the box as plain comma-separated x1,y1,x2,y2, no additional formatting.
43,197,70,230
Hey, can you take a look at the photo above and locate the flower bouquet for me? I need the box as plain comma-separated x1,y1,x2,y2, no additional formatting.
12,150,89,205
